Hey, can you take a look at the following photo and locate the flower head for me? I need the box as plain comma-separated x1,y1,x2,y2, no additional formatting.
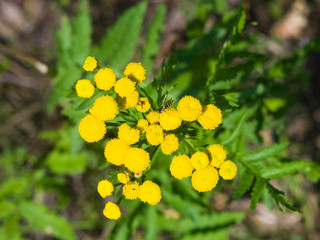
191,166,219,192
161,134,179,155
135,97,151,113
206,144,227,168
83,56,98,71
136,119,149,134
190,151,209,170
138,180,162,205
94,68,116,91
159,108,182,130
103,202,121,220
219,160,237,180
97,179,114,198
75,79,95,98
116,90,139,110
197,104,222,130
146,124,163,146
124,148,150,173
114,77,136,97
123,181,139,200
124,62,146,84
89,95,118,121
104,139,129,166
117,172,130,184
78,114,106,143
170,154,193,180
146,111,160,124
177,96,202,121
118,123,140,145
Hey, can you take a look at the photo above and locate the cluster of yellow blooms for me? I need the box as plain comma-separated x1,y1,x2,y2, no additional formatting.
76,56,237,220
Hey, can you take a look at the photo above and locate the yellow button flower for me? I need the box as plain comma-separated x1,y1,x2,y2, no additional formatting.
146,124,163,146
146,111,160,124
124,148,150,173
78,114,106,143
94,68,116,91
136,119,149,134
159,108,182,130
83,56,98,71
118,123,140,145
177,96,202,121
75,79,95,98
191,166,219,192
197,104,222,130
124,62,146,84
123,181,139,200
219,160,237,180
161,134,179,155
206,144,227,168
97,179,114,198
117,172,130,184
170,154,193,180
103,202,121,220
138,180,162,205
136,97,151,113
104,139,129,166
190,151,209,170
116,90,139,110
89,95,118,121
114,77,136,97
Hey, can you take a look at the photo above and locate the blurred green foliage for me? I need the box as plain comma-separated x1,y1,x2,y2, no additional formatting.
1,0,320,239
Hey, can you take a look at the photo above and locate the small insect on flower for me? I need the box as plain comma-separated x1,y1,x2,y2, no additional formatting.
158,100,175,113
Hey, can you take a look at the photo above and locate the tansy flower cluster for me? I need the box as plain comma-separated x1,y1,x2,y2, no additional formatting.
76,56,237,220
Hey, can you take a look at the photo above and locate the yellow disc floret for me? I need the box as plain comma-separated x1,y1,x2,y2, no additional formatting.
190,151,209,170
207,144,227,168
75,79,95,98
124,62,146,84
89,95,118,121
124,148,150,173
103,202,121,220
146,111,160,124
114,77,136,97
219,160,237,180
78,114,106,143
138,180,162,205
197,104,223,130
118,123,140,145
83,56,98,71
94,68,116,91
146,124,163,146
177,96,202,121
136,119,149,134
170,154,193,180
191,166,219,192
117,172,130,184
161,134,179,155
116,90,139,110
159,108,182,130
104,139,129,166
123,181,139,200
97,179,114,198
135,97,151,113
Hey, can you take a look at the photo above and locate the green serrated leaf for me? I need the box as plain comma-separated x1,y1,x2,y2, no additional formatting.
266,183,301,212
142,4,166,74
262,160,312,179
70,0,92,65
250,177,264,210
20,201,77,240
94,1,147,72
241,142,289,162
233,165,254,200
